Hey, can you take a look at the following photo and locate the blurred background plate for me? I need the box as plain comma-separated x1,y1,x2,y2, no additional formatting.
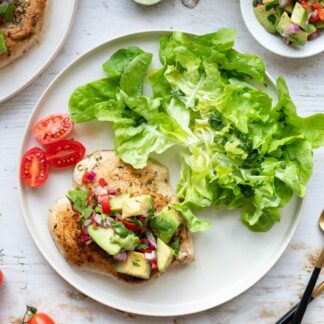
240,0,324,58
0,0,78,103
18,30,303,316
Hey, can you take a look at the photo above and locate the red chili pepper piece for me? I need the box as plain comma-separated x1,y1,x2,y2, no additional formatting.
152,261,158,270
99,191,110,214
99,178,107,186
82,171,90,183
87,191,95,206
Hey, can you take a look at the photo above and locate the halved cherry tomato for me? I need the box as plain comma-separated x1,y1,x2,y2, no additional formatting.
99,191,110,214
28,313,55,324
0,270,3,288
45,140,85,168
33,113,74,145
21,147,49,187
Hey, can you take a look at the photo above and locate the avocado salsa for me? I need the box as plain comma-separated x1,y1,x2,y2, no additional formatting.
0,1,17,54
253,0,324,46
66,171,181,280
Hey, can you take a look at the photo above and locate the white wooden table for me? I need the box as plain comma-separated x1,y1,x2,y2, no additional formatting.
0,1,323,323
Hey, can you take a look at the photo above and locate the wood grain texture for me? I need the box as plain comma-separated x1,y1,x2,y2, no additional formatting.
0,0,323,323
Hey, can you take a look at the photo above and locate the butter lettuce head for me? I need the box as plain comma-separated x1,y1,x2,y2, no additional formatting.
68,29,324,233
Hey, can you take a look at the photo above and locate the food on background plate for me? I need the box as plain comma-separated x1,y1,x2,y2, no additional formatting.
0,0,47,69
69,28,324,233
49,151,194,283
253,0,324,46
20,113,85,187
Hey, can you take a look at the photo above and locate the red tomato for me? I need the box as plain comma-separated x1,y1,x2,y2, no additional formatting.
21,147,49,187
28,313,55,324
301,1,308,8
99,191,111,214
33,113,74,145
312,3,322,10
318,8,324,21
45,140,85,168
0,270,3,288
309,14,319,23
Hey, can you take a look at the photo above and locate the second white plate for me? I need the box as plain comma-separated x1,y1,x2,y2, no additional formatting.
0,0,78,103
240,0,324,58
18,30,303,316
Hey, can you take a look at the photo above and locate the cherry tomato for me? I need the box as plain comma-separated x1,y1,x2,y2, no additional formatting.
45,140,85,168
28,313,55,324
318,8,324,21
33,113,74,145
0,270,3,288
21,147,49,187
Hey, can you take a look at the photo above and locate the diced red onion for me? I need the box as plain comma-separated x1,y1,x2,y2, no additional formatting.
144,250,156,262
279,0,288,7
141,211,148,218
308,29,321,41
81,227,91,242
105,217,112,227
88,170,97,182
106,186,116,195
146,231,157,250
113,251,127,261
84,219,92,227
84,239,93,245
308,10,318,19
283,24,300,37
91,213,102,225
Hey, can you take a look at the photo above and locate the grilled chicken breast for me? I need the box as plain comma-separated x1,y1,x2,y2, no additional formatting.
48,151,194,284
0,0,47,68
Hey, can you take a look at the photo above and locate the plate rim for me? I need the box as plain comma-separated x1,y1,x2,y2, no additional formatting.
240,0,324,58
0,0,79,104
17,29,304,316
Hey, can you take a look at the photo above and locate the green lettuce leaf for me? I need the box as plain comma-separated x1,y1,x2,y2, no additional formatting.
69,77,119,123
102,46,144,76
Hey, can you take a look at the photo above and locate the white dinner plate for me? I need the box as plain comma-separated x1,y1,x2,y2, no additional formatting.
0,0,78,103
18,30,303,316
240,0,324,58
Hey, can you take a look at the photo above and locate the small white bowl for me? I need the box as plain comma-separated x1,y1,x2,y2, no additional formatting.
240,0,324,58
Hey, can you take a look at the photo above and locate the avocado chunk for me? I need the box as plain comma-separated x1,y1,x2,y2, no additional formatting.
157,238,174,272
277,12,308,45
0,32,7,54
114,251,151,279
254,5,280,34
110,194,130,212
315,21,324,29
122,195,153,218
150,206,181,244
291,2,314,32
87,225,121,256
